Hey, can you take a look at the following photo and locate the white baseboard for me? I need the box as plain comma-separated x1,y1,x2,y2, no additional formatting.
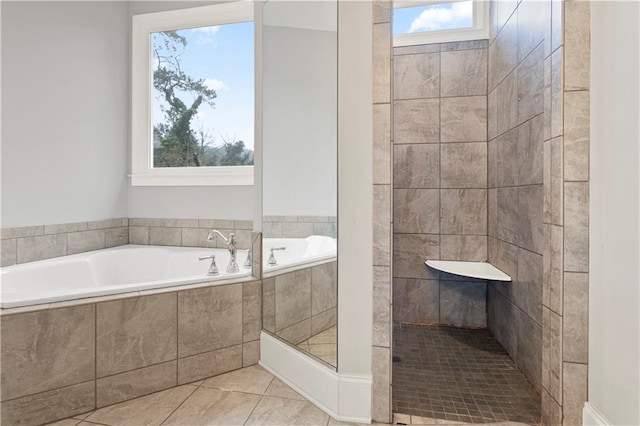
583,402,611,426
259,331,372,423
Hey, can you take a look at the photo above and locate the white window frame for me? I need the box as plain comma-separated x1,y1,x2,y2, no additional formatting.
131,2,254,186
393,0,488,47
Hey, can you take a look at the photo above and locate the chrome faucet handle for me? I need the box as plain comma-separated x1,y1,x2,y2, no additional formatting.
243,249,252,269
198,254,219,276
267,247,286,266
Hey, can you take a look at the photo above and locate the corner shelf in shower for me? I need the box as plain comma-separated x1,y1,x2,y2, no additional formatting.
425,260,512,282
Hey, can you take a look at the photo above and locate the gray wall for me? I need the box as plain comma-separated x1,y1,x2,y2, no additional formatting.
1,1,129,228
0,1,256,229
392,40,489,329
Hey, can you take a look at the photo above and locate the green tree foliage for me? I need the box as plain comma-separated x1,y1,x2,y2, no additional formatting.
152,31,253,167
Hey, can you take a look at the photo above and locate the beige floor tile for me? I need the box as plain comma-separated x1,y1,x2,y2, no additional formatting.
327,418,391,425
72,412,95,421
162,387,261,425
245,395,329,425
264,378,305,401
307,326,337,345
85,385,196,426
200,365,274,394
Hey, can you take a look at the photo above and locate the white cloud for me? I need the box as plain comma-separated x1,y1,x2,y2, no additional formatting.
192,26,220,36
204,78,230,92
409,1,473,32
192,26,220,46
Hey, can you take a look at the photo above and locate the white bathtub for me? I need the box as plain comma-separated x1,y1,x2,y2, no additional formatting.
262,235,336,278
0,236,337,309
0,245,251,309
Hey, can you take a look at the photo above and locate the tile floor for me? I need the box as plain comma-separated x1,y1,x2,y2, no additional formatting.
47,362,530,426
393,324,541,425
297,326,337,366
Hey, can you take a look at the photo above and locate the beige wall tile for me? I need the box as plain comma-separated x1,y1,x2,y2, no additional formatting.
394,189,440,234
105,227,128,248
67,229,105,255
373,185,392,266
563,272,589,363
517,311,543,392
550,136,564,225
544,56,552,141
551,48,564,138
373,266,391,347
262,278,275,333
311,309,336,336
551,0,563,51
440,281,487,328
394,52,440,100
235,220,254,230
164,218,199,228
562,362,587,426
0,381,94,426
394,99,440,144
516,248,543,325
393,278,439,324
243,340,260,367
517,114,544,186
313,222,337,238
1,225,44,240
489,11,518,91
441,40,488,51
497,187,519,245
87,218,123,230
149,226,181,246
548,225,564,315
178,284,242,357
394,44,440,56
373,103,391,185
130,218,165,227
542,307,563,404
518,185,544,254
564,1,590,91
97,360,177,408
440,235,487,261
441,96,487,143
393,144,440,189
1,305,95,401
487,286,519,357
393,234,440,279
181,227,215,248
564,90,590,181
198,219,235,229
488,139,497,189
373,23,391,104
496,0,518,33
1,238,16,267
373,0,391,24
441,143,487,188
517,0,549,61
243,281,262,342
311,262,337,315
372,346,391,423
281,222,313,238
96,293,177,377
177,345,242,385
276,318,311,345
262,222,282,239
16,233,66,263
441,49,488,97
517,44,545,125
496,128,519,187
440,189,488,235
274,269,312,331
564,182,589,272
496,71,518,135
488,89,498,140
128,226,149,245
542,388,563,426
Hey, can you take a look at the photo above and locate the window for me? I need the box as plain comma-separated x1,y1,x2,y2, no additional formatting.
132,2,254,186
393,0,488,46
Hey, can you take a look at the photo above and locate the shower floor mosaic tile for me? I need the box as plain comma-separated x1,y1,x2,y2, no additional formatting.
392,324,541,425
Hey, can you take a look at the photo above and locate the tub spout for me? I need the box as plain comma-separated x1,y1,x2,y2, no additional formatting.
207,230,239,273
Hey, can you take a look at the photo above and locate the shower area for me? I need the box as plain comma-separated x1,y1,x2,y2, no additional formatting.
372,0,590,424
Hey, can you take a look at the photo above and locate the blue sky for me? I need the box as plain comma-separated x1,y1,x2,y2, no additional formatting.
393,1,473,34
152,21,254,150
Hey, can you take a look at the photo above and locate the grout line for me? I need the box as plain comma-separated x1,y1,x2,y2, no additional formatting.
158,382,200,426
242,395,265,426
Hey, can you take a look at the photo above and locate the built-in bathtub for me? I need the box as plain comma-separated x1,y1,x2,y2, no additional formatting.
263,235,337,278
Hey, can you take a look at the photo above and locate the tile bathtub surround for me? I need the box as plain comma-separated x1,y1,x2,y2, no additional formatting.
392,40,489,329
262,215,337,239
487,0,590,423
1,217,128,266
0,280,262,425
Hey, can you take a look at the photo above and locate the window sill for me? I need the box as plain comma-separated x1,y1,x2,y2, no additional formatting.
393,27,488,47
129,166,254,186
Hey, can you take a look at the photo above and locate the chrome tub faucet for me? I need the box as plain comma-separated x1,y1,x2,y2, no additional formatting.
207,229,239,273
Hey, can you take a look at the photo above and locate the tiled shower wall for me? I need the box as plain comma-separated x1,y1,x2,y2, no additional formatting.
486,0,590,424
392,40,489,329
